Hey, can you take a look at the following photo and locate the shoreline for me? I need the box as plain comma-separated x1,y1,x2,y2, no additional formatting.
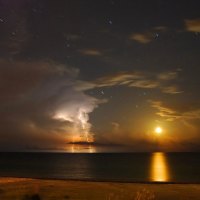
1,177,200,199
1,176,200,184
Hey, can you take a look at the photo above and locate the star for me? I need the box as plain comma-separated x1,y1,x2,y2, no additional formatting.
108,20,113,25
155,33,159,39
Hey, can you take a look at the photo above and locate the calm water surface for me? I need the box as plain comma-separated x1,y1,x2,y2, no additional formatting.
0,152,200,183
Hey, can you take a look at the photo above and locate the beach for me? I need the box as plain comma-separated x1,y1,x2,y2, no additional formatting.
0,178,200,200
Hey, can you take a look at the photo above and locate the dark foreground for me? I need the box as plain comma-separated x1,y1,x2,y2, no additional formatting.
0,178,200,200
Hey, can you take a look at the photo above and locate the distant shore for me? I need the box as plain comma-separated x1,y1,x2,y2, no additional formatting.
1,177,200,200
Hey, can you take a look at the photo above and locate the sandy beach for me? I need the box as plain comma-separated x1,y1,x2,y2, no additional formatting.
0,178,200,200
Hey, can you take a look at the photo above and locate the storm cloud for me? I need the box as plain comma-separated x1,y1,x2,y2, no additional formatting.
0,59,104,150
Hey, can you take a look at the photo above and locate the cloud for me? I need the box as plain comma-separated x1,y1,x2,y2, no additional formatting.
89,70,182,94
74,80,97,91
161,86,183,94
79,49,102,56
111,122,120,132
153,26,168,32
150,101,180,121
129,26,168,44
185,18,200,32
129,79,159,88
130,33,153,44
157,71,178,80
95,72,142,87
150,100,200,122
0,59,105,150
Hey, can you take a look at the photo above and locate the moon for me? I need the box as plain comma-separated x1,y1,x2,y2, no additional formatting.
155,127,163,135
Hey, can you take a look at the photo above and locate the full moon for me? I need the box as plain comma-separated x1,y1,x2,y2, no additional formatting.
155,127,162,135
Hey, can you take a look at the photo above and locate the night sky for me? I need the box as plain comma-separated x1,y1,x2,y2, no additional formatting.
0,0,200,152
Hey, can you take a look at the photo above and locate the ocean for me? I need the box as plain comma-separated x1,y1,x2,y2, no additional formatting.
0,152,200,183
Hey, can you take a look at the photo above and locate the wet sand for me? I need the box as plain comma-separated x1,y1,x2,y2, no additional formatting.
0,177,200,200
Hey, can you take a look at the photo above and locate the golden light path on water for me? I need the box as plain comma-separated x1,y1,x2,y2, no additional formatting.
70,144,96,153
150,152,170,182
